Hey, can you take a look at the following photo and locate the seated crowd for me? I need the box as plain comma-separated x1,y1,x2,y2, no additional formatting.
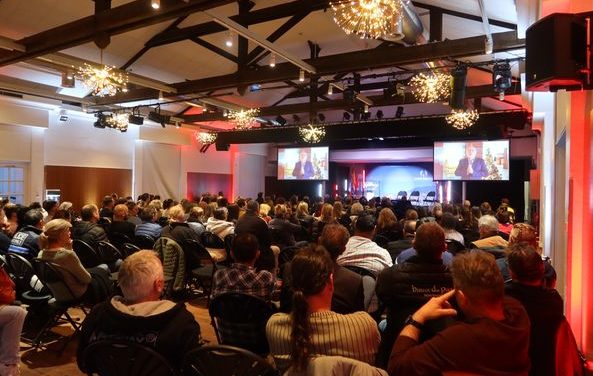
0,192,582,375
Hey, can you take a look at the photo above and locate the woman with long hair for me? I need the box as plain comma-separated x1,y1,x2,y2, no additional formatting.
311,204,335,242
266,247,379,373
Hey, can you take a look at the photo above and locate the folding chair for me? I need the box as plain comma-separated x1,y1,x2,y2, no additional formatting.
72,239,102,268
183,345,278,376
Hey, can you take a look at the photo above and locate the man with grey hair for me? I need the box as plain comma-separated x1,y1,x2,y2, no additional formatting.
471,214,508,250
77,250,201,372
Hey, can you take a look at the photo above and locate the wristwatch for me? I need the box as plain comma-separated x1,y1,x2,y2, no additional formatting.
404,315,424,330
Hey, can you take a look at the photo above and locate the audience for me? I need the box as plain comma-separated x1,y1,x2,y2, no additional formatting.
42,200,58,223
268,204,302,249
135,206,162,240
186,206,206,236
266,247,380,373
385,219,416,262
99,195,114,219
388,251,530,375
440,212,464,245
471,214,508,251
212,233,275,301
126,200,142,226
77,250,201,372
205,207,235,241
374,208,403,245
72,204,108,250
312,203,335,242
336,215,393,277
235,200,275,272
505,243,564,376
108,204,136,240
161,204,200,246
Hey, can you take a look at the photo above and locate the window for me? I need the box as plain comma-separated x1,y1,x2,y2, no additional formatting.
0,166,25,205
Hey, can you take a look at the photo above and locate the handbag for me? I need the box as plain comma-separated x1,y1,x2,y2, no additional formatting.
0,265,16,305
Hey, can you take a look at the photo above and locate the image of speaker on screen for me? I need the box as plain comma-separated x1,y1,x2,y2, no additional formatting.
454,142,489,180
292,149,315,179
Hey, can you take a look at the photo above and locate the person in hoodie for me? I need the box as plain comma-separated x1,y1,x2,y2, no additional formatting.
9,209,44,260
71,204,108,251
77,250,201,372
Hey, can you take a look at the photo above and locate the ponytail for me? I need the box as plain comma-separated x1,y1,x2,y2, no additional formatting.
290,289,311,371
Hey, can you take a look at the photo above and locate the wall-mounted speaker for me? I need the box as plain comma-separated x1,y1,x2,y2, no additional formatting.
526,13,589,92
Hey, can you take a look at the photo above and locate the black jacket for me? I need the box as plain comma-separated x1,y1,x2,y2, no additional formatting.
77,298,201,371
505,282,565,376
160,222,200,245
72,221,108,250
0,231,10,253
235,213,275,272
375,255,453,367
268,218,301,248
109,220,136,241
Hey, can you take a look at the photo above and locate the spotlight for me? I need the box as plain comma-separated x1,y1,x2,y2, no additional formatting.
449,65,468,109
364,104,369,113
58,109,68,122
395,106,404,118
342,112,351,121
292,114,300,123
362,111,371,121
148,110,170,127
383,80,397,99
128,114,144,125
122,83,128,93
318,113,326,122
327,84,333,95
376,110,384,119
225,31,234,47
94,112,107,128
61,72,75,88
493,61,512,100
269,53,276,68
158,91,164,101
299,69,305,82
151,0,160,9
276,115,287,126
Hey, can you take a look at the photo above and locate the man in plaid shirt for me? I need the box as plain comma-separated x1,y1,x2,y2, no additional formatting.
212,233,276,301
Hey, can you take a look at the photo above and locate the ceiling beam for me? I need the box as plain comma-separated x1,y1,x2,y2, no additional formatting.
95,31,524,106
412,1,517,30
214,110,529,145
0,0,235,67
182,83,522,122
146,0,329,48
190,37,238,63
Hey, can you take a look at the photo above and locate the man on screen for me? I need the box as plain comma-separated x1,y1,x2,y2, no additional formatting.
292,149,315,179
454,142,489,180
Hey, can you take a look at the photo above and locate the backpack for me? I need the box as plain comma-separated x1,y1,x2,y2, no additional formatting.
153,237,186,294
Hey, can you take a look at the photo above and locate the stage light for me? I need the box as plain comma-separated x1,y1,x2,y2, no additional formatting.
378,137,384,140
292,114,300,123
362,111,371,121
493,61,512,101
343,86,356,103
343,112,351,121
151,0,160,9
449,65,468,109
225,31,234,47
158,90,164,101
276,115,287,126
299,69,305,82
395,106,404,118
328,84,333,95
128,114,144,125
376,110,384,119
318,113,326,122
61,72,75,88
269,53,276,68
364,104,369,113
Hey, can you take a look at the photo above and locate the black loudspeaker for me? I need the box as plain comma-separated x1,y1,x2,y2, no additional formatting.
449,65,468,109
215,143,230,151
526,13,588,92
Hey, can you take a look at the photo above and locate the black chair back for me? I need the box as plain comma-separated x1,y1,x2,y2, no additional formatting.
5,252,35,295
134,234,156,250
445,239,466,255
278,245,300,271
82,340,176,376
200,231,225,249
183,345,278,376
72,239,102,268
31,258,79,303
209,293,275,355
108,232,133,251
122,243,141,257
409,190,420,202
96,241,123,263
223,234,235,266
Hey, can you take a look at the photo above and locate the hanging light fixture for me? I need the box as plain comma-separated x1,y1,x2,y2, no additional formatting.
445,109,479,130
409,72,452,103
151,0,160,9
225,31,234,47
77,50,128,97
195,131,217,144
330,0,404,40
269,53,276,68
227,108,260,130
106,113,129,132
299,124,326,143
299,69,305,82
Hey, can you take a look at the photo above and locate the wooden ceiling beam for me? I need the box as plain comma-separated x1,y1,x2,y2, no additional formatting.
0,0,235,67
146,0,329,48
95,31,524,106
181,83,522,122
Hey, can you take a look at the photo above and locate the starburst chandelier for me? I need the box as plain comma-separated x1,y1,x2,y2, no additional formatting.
195,131,217,144
409,72,451,103
77,49,128,97
226,108,260,130
106,113,129,132
445,109,480,130
299,124,326,143
330,0,404,39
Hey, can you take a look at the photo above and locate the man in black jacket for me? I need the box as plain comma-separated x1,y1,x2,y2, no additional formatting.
77,250,201,372
375,222,453,367
72,204,108,251
235,200,275,272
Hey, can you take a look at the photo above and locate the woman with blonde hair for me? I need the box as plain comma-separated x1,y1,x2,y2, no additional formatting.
374,208,403,246
312,204,335,242
38,219,112,303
